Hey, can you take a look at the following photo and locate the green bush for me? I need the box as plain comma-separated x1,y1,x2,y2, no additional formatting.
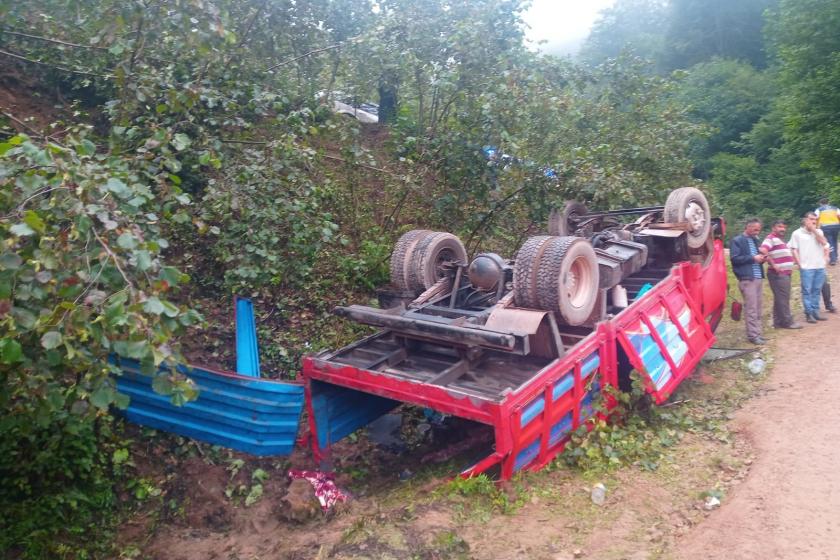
0,130,198,557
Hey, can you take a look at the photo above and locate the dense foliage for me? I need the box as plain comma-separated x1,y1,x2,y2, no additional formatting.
580,0,840,226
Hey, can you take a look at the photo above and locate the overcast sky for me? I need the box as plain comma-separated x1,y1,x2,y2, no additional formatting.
522,0,616,56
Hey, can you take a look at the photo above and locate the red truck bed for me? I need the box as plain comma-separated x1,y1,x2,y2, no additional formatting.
303,239,727,480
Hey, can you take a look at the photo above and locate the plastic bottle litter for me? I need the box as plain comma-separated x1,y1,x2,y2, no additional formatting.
591,483,606,506
747,358,766,375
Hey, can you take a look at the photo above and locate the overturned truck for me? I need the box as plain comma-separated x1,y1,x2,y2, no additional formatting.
303,187,727,480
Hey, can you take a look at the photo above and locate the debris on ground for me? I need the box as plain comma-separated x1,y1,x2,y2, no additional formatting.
747,358,766,375
590,483,607,506
704,496,721,510
701,347,753,362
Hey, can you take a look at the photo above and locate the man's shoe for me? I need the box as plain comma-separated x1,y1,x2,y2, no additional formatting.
806,314,817,324
827,306,838,313
784,323,804,329
748,337,767,345
813,312,828,321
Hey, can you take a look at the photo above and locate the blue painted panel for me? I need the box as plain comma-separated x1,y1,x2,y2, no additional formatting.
548,411,574,447
581,352,600,377
309,380,400,449
520,351,602,429
516,388,602,471
552,372,574,401
114,359,304,456
520,396,545,428
235,297,260,377
514,437,541,472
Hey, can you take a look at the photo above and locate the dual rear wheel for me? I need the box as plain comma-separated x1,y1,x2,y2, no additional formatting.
389,230,468,292
388,230,598,325
512,236,599,325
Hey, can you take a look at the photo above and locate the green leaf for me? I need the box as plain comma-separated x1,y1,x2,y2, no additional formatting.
251,468,269,482
10,223,35,237
151,373,173,395
172,133,191,151
143,297,165,315
12,307,37,329
161,301,180,317
90,384,116,409
0,252,23,270
113,392,131,410
104,300,127,327
159,266,185,286
105,178,130,198
76,139,97,156
112,448,130,464
114,339,151,360
41,331,63,349
23,211,46,234
117,233,138,249
0,339,23,364
134,250,152,271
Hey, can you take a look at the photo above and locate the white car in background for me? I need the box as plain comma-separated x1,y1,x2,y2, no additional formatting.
318,91,379,123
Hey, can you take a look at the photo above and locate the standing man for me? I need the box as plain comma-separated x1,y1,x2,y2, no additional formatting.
789,212,831,323
730,218,767,344
760,220,802,329
815,197,839,266
822,282,837,313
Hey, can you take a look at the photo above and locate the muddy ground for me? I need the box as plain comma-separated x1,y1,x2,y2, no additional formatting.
117,269,840,560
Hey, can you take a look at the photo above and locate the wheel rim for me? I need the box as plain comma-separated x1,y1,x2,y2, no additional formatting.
563,254,593,309
685,201,706,235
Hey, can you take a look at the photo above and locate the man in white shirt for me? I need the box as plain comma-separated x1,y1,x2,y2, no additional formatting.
788,212,831,323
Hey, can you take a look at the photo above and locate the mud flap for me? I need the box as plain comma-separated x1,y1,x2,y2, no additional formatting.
614,276,715,403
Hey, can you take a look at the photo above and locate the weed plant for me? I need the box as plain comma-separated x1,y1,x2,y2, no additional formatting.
561,375,699,475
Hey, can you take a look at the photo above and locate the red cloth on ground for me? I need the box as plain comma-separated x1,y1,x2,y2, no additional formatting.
287,469,348,511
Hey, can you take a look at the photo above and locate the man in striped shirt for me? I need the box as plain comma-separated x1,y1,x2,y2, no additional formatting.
760,220,803,329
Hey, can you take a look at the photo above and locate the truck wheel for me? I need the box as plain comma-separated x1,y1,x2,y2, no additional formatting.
536,237,599,325
548,201,588,236
390,229,433,290
664,187,711,249
513,236,554,309
407,232,468,291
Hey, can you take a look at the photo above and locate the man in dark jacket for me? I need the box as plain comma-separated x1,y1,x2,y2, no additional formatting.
730,218,767,344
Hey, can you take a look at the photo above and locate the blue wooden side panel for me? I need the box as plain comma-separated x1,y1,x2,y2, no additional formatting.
114,359,304,456
514,380,601,472
310,380,400,449
235,297,260,377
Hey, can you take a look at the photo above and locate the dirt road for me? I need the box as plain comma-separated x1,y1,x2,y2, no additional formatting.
674,269,840,560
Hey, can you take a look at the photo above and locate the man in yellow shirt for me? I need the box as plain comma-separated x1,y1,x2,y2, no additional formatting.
816,197,840,266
